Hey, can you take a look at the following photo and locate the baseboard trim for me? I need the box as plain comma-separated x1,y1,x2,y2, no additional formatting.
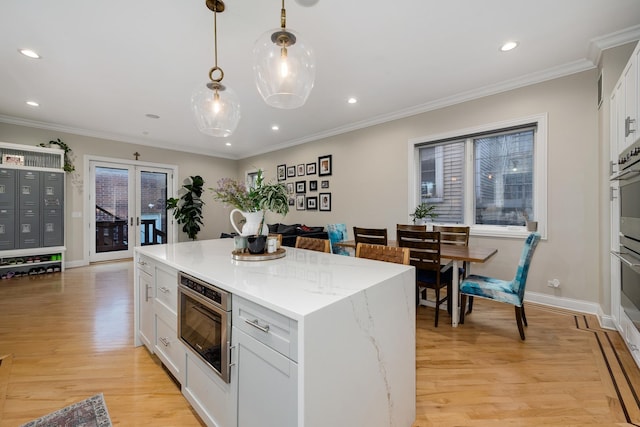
525,291,616,330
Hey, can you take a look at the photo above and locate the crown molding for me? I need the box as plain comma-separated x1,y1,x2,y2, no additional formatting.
588,24,640,65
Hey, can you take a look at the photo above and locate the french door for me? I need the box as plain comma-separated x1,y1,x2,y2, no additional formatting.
89,160,174,262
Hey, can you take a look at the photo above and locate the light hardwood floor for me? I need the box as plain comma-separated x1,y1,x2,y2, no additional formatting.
0,261,639,426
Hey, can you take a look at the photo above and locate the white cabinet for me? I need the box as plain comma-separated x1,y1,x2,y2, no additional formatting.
136,255,154,351
134,253,184,383
153,264,184,383
612,42,640,157
232,296,298,427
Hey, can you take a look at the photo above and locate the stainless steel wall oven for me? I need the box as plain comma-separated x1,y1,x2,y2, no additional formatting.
615,140,640,332
178,272,232,383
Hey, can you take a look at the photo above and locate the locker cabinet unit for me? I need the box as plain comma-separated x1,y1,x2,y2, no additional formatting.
0,142,66,277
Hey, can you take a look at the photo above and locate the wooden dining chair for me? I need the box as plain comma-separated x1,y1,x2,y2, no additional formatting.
396,223,426,233
432,225,471,311
397,229,453,326
353,227,388,246
355,243,410,265
459,233,541,340
295,236,331,253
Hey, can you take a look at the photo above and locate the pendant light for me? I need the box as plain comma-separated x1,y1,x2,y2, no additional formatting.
253,0,316,109
191,0,240,137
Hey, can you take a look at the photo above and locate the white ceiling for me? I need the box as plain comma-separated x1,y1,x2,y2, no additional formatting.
1,1,639,160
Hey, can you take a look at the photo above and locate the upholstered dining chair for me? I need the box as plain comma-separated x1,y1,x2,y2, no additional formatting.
327,223,350,255
397,229,453,326
295,236,331,253
459,232,541,340
396,224,427,231
355,243,410,265
353,227,388,246
433,225,471,310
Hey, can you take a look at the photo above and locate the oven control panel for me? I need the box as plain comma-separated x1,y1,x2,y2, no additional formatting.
179,272,230,311
618,138,640,170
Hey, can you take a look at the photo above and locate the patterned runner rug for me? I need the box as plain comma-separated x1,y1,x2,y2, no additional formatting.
20,393,112,427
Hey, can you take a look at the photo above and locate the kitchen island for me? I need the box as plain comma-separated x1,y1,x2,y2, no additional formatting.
134,238,416,427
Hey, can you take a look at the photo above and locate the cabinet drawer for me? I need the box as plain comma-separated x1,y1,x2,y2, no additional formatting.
233,296,298,362
155,264,178,315
136,255,154,276
155,314,184,384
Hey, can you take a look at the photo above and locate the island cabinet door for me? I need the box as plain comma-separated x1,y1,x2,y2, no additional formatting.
233,327,298,427
136,259,155,352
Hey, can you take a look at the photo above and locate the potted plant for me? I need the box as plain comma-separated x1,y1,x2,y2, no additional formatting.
166,175,205,240
410,202,438,225
212,170,288,253
521,209,537,232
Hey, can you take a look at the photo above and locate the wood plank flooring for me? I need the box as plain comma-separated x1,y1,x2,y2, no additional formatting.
0,260,639,426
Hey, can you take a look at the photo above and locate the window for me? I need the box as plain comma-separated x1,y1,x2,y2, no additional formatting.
409,115,547,237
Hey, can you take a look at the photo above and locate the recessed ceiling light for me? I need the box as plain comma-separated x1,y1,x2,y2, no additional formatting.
225,142,232,146
26,101,39,107
347,97,358,104
271,125,279,131
500,41,518,52
19,49,41,59
145,114,160,119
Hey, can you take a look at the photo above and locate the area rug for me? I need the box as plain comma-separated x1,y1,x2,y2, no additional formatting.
20,393,112,427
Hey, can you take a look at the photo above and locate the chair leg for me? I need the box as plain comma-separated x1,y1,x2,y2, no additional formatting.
521,304,528,327
467,296,474,313
460,294,467,324
446,283,453,314
515,306,526,340
434,287,440,327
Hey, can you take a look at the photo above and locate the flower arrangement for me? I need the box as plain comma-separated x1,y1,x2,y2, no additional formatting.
212,170,289,216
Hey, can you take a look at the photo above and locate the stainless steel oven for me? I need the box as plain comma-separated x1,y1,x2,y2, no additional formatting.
178,271,232,383
614,139,640,332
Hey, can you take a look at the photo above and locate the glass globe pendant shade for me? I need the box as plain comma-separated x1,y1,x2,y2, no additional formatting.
253,27,315,109
191,81,241,137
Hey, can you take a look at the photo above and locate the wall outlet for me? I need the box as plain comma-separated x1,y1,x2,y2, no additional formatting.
547,278,560,288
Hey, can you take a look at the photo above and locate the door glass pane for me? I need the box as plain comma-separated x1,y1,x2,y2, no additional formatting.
140,171,168,245
95,167,129,253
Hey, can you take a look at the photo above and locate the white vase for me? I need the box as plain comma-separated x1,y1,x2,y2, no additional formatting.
229,209,268,236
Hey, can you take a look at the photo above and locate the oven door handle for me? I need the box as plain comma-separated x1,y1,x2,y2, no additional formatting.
612,250,640,270
179,285,227,318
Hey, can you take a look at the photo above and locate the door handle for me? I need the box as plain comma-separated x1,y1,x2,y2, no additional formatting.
137,217,140,226
130,217,133,226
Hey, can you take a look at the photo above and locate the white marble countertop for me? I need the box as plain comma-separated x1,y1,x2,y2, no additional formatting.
136,239,414,320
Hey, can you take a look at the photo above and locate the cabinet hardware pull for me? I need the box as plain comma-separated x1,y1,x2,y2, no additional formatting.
159,286,170,293
229,344,237,367
159,337,170,347
145,284,152,302
630,344,639,352
245,318,270,333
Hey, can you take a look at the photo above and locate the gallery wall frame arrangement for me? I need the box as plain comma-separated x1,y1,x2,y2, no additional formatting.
272,154,333,213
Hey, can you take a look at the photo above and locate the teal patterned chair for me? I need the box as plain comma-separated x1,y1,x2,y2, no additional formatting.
459,232,541,340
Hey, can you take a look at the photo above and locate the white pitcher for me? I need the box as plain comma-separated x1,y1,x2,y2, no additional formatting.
229,209,268,236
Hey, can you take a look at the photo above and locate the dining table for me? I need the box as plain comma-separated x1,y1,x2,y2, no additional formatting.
336,239,498,326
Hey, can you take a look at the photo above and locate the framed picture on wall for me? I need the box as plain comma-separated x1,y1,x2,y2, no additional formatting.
318,155,332,176
286,182,294,194
306,162,316,175
288,197,295,206
296,195,305,210
296,180,306,194
306,196,318,210
287,166,296,178
297,164,305,176
309,180,317,191
321,180,329,189
277,164,286,181
319,192,331,211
